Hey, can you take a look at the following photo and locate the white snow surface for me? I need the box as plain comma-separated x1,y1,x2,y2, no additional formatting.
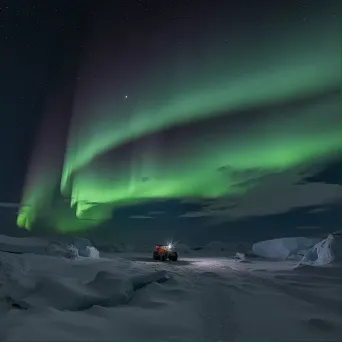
299,231,342,266
0,236,341,341
252,236,319,259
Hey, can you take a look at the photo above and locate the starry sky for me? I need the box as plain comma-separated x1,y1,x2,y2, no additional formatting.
0,0,340,245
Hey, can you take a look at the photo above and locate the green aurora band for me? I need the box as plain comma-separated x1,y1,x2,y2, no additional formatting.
17,7,341,232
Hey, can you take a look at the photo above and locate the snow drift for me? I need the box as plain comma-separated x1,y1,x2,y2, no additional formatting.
0,252,169,311
0,234,341,341
252,237,319,259
299,230,342,266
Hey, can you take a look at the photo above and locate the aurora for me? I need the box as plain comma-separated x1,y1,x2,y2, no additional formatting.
17,2,341,232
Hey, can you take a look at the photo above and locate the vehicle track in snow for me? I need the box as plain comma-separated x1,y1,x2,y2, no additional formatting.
131,256,240,340
151,257,241,340
123,254,342,341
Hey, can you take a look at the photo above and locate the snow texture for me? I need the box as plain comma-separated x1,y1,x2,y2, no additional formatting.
252,237,319,259
0,235,341,341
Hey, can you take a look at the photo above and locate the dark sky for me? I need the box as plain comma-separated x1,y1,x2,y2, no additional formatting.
0,0,340,244
0,0,90,201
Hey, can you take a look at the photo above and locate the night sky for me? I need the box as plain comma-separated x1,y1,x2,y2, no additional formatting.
0,0,340,245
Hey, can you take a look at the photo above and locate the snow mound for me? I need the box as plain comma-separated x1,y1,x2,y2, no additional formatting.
45,242,79,259
252,237,318,259
204,241,227,251
299,230,342,266
0,235,47,254
0,259,169,311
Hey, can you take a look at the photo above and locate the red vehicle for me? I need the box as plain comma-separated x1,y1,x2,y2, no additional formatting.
153,244,178,261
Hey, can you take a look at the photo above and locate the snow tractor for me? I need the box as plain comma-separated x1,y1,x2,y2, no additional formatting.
153,244,178,261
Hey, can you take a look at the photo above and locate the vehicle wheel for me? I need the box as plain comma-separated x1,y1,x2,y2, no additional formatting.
169,252,178,261
153,252,160,260
161,254,166,261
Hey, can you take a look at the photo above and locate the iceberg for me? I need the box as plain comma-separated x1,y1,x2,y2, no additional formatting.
252,237,319,259
299,230,342,266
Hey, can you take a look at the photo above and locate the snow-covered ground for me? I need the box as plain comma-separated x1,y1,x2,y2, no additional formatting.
0,243,341,341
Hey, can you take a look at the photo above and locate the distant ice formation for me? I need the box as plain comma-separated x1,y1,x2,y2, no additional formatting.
252,237,319,259
299,230,342,266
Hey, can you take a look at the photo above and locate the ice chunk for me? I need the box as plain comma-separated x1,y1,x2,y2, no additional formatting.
299,230,342,266
236,252,247,261
252,237,319,259
82,246,100,259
